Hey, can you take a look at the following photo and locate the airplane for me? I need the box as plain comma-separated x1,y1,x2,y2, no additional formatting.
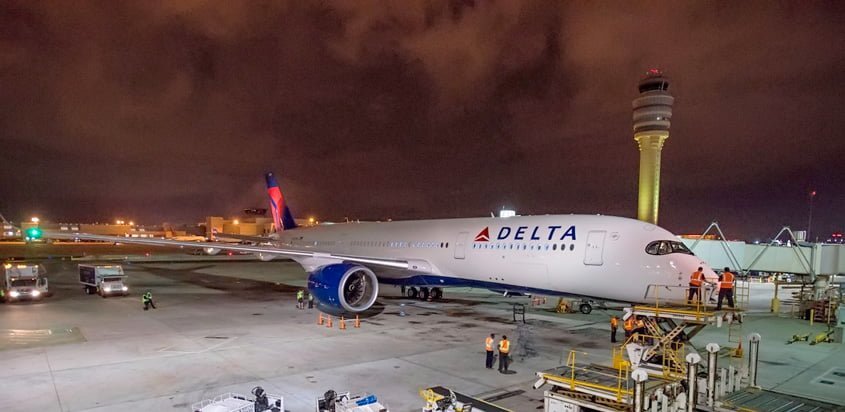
43,172,718,315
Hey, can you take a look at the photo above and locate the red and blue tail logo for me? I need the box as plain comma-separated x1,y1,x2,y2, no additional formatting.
265,172,298,232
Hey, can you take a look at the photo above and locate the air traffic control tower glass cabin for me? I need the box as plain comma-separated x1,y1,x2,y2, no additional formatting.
633,69,674,225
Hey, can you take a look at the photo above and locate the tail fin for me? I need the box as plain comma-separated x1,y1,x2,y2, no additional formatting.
265,172,298,232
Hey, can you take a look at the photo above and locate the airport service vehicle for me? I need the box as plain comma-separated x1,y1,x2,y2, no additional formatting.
191,387,283,412
44,172,718,316
78,264,128,297
2,262,50,302
317,390,387,412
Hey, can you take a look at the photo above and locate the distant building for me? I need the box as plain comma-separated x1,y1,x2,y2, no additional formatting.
205,216,274,238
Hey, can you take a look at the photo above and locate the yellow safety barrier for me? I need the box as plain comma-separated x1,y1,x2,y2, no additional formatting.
549,350,632,402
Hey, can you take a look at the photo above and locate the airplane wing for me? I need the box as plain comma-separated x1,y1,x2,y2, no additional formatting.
43,231,415,270
211,233,272,243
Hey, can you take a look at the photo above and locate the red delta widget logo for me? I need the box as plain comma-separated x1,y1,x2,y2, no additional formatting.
475,225,576,242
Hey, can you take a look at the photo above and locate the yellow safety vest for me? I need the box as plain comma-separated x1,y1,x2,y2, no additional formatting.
610,317,618,328
485,337,494,351
624,318,634,331
499,340,510,354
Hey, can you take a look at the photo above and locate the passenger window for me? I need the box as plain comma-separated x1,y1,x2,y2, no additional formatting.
569,244,574,251
552,244,557,251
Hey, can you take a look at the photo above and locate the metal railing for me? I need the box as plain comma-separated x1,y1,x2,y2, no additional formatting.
622,333,686,379
547,350,633,402
640,284,720,320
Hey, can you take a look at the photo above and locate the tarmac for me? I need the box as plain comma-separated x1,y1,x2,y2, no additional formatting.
1,247,843,411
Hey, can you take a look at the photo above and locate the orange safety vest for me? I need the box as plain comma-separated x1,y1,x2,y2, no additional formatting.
498,339,510,354
485,337,494,351
720,272,735,289
689,271,703,287
623,318,634,331
610,317,618,328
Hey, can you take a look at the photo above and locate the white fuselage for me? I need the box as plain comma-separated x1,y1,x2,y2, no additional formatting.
271,215,716,304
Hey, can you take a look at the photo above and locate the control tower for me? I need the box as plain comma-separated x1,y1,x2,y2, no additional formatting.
633,69,674,225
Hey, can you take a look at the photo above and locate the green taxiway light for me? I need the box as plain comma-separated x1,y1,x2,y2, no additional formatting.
25,227,42,240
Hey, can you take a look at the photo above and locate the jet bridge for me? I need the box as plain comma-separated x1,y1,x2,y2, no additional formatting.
682,223,845,281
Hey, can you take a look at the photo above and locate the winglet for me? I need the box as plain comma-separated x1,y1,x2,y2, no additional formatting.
265,172,298,231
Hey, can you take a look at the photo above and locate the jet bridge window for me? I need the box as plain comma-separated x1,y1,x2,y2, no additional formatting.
645,240,694,256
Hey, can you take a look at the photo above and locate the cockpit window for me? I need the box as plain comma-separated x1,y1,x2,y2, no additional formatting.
671,241,693,254
646,240,694,256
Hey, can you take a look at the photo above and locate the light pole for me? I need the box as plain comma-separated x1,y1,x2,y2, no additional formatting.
807,190,816,241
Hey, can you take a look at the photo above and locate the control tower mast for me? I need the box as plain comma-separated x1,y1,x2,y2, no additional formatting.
633,69,674,225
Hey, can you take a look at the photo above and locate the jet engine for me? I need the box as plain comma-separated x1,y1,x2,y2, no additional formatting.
307,263,379,314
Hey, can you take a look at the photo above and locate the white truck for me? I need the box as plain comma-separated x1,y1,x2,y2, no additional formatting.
79,264,129,297
2,262,50,302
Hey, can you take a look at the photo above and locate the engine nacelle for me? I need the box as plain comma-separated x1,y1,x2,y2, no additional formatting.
204,247,221,255
255,253,275,262
308,263,379,314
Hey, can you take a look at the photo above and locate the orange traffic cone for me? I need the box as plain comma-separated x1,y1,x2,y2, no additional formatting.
317,313,324,325
340,316,346,330
326,316,333,328
354,315,361,328
733,342,743,358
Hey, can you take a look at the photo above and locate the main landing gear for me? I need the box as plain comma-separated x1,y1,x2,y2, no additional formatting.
405,286,443,301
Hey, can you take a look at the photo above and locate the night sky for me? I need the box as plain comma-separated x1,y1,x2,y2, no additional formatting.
1,1,843,240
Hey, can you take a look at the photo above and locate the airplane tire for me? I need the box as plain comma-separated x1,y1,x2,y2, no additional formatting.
420,287,430,301
431,287,443,300
579,303,593,314
406,287,418,299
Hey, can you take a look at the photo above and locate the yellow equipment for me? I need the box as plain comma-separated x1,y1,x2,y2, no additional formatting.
809,329,834,346
786,334,809,344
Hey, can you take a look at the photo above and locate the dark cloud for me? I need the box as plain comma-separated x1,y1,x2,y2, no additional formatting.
0,0,843,240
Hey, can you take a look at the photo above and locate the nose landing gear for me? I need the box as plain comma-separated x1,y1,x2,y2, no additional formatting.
579,302,593,314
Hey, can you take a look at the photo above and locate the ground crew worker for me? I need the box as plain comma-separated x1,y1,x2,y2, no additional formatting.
485,333,496,369
307,292,314,309
498,335,511,373
610,316,619,343
296,290,305,309
688,266,704,304
635,316,646,337
623,316,635,338
716,267,735,310
142,290,156,310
